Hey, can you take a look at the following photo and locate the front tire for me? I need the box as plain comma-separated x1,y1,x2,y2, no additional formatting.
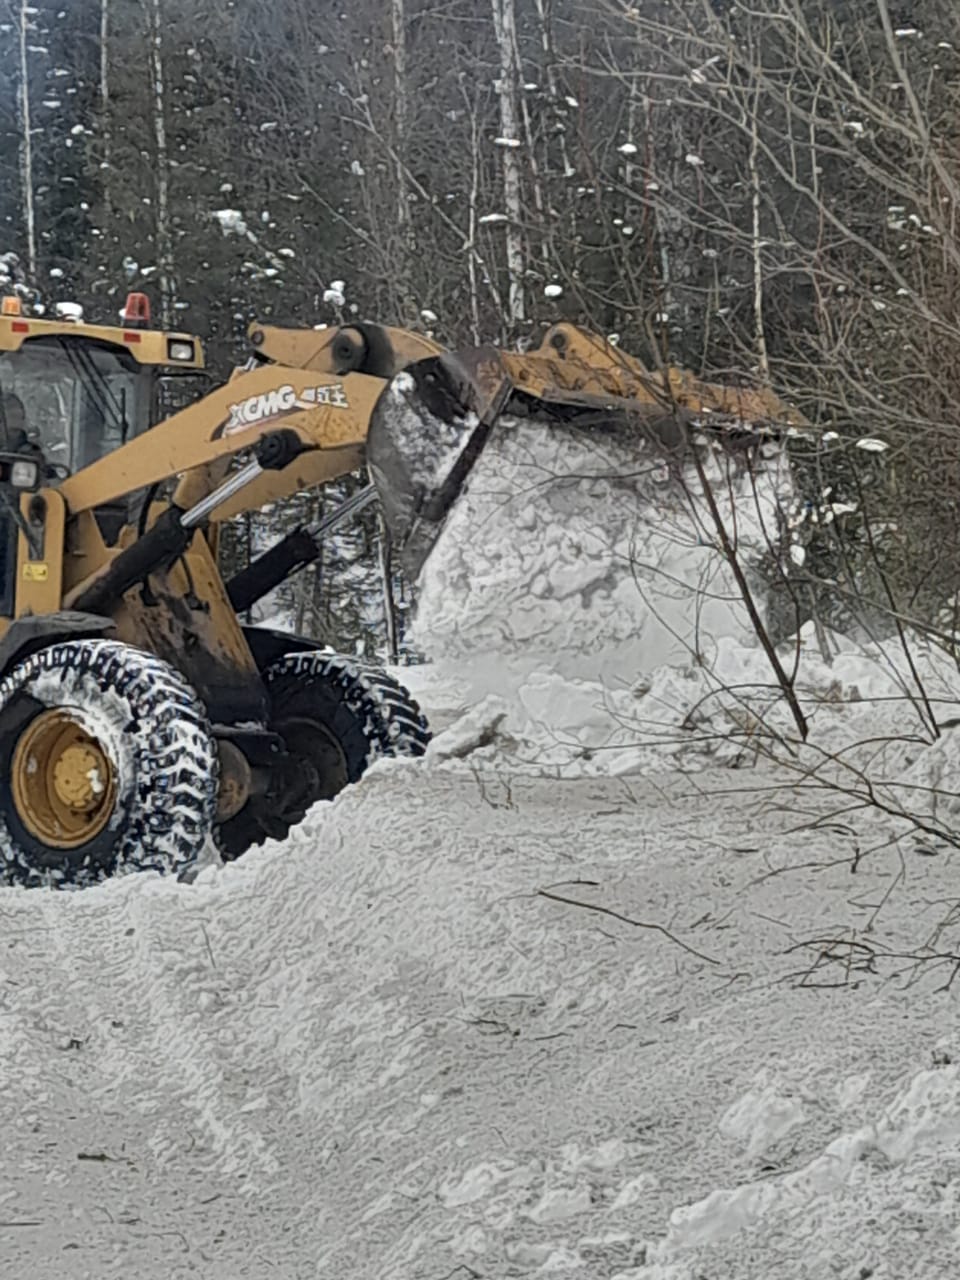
0,639,219,887
218,651,429,857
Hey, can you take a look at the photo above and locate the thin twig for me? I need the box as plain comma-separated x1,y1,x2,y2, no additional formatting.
537,885,720,965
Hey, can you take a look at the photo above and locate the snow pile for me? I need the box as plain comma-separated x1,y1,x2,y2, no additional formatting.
666,1059,960,1254
406,623,960,785
404,420,960,779
411,417,790,683
716,1068,806,1160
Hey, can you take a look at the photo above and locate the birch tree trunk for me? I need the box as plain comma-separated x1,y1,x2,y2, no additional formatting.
748,84,770,383
100,0,110,183
643,94,673,323
391,0,412,322
531,0,571,178
391,2,406,227
465,92,483,344
491,0,526,332
517,73,549,273
17,0,37,281
149,0,174,326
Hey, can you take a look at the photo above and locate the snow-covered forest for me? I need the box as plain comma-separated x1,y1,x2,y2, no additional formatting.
2,0,960,654
4,5,960,1278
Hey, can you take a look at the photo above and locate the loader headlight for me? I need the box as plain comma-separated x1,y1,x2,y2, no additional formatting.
167,339,196,362
9,459,39,490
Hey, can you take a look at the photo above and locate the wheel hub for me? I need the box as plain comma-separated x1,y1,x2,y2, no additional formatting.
275,715,348,806
11,710,117,849
53,743,106,811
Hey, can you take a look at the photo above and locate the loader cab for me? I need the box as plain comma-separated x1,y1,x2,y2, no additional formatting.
0,336,154,474
0,293,206,479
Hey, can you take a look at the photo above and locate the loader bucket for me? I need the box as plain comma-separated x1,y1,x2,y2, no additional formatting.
366,348,515,578
367,340,796,581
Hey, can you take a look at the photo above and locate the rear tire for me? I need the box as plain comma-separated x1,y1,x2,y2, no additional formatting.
218,651,429,858
0,639,218,887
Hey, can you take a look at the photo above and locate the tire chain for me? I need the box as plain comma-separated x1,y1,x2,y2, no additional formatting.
0,639,219,887
264,651,431,765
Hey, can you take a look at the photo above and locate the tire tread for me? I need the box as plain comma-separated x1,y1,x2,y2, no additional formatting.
0,639,218,887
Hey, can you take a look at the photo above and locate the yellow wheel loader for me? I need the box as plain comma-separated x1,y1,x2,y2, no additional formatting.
0,291,803,886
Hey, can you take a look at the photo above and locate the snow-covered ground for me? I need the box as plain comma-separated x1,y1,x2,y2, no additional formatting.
2,763,959,1279
3,424,960,1278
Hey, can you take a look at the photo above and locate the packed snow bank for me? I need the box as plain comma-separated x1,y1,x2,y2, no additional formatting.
399,418,960,782
404,624,960,780
666,1059,960,1254
3,767,959,1279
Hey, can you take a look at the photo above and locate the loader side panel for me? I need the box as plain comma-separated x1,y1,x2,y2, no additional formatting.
55,503,268,725
111,531,269,725
14,487,67,620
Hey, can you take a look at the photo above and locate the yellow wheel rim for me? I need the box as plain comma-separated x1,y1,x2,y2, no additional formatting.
11,709,117,849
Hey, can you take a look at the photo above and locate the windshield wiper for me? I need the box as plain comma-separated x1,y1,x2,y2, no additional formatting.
60,339,131,442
